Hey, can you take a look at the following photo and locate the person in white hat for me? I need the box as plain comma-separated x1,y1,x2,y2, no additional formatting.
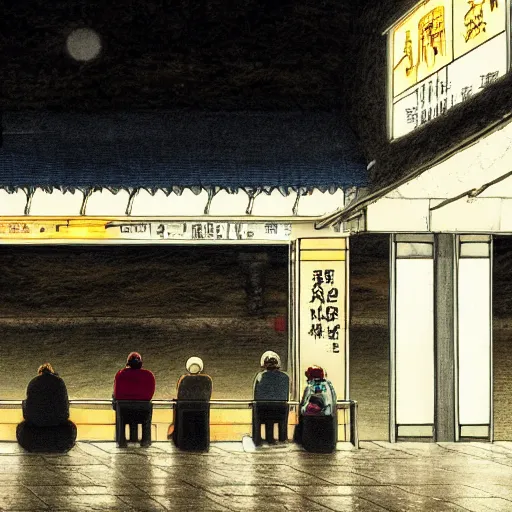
252,351,290,446
172,356,213,450
185,356,204,375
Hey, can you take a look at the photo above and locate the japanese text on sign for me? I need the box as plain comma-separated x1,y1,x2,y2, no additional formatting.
389,0,506,139
308,269,341,353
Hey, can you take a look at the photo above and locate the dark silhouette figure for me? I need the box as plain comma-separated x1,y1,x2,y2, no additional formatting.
113,352,155,448
252,351,290,445
295,365,337,453
17,363,76,453
173,357,212,451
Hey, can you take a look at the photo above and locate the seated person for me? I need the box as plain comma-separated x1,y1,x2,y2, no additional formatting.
252,351,290,445
17,363,77,453
113,352,155,448
295,365,337,452
173,357,212,451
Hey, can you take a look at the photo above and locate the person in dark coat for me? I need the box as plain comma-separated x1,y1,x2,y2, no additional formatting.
252,351,290,445
16,363,76,453
113,352,156,448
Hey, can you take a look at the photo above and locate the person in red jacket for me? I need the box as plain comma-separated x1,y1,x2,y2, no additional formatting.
114,352,156,400
113,352,156,447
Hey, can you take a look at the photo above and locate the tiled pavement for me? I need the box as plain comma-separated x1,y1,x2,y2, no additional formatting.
0,441,512,511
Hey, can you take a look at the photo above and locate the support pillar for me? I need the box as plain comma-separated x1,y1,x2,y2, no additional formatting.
391,234,435,441
434,233,456,442
457,236,492,441
297,238,347,401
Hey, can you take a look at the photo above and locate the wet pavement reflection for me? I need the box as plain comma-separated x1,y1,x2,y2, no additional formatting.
1,441,512,510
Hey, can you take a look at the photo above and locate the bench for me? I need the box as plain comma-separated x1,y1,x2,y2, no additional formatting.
0,399,359,448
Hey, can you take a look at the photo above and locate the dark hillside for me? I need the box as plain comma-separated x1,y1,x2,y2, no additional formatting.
0,245,288,399
0,245,287,318
349,234,389,440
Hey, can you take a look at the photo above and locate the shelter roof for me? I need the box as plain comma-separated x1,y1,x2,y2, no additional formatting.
1,111,368,194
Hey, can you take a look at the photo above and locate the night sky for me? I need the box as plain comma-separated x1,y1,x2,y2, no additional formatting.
3,0,426,171
4,0,358,111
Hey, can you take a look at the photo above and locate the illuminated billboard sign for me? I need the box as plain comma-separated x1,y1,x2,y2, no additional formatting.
0,219,293,241
388,0,508,139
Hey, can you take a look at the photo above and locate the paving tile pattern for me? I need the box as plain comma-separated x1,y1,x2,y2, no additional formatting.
0,441,511,511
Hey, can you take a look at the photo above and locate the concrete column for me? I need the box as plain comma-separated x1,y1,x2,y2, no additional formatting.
434,233,456,442
392,235,434,440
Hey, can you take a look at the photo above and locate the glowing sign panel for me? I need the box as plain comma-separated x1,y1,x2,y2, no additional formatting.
389,0,507,139
0,220,293,241
453,0,504,58
393,1,453,97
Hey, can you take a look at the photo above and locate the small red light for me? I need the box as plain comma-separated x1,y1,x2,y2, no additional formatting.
274,315,286,332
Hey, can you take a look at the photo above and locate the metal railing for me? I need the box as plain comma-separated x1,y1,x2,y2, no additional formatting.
0,398,359,448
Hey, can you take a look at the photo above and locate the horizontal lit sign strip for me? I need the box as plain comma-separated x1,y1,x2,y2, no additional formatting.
0,220,293,241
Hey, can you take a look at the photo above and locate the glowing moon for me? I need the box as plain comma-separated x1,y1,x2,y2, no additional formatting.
66,28,102,62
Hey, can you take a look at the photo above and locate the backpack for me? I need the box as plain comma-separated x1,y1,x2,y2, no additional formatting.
302,379,334,417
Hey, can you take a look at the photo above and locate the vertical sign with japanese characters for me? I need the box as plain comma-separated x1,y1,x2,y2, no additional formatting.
309,269,341,354
298,239,347,400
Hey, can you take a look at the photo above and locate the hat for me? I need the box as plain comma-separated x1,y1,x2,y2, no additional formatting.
186,356,204,374
260,350,281,368
305,365,325,380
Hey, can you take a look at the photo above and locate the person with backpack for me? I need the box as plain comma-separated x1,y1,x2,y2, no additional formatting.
294,365,338,452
